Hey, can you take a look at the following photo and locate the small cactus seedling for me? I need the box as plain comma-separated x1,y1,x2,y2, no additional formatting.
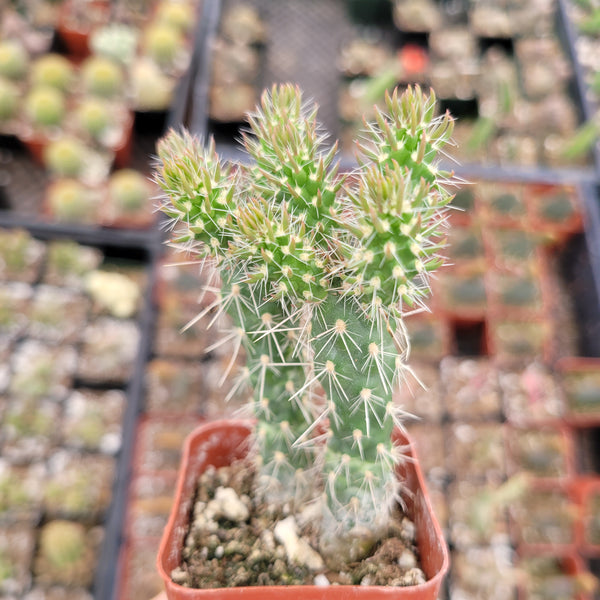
0,39,29,81
30,53,75,91
108,168,151,212
80,55,125,98
155,0,195,33
130,57,174,110
155,84,454,561
142,22,185,68
46,178,99,223
24,86,67,129
75,96,112,139
0,78,19,122
43,136,88,178
35,520,96,587
90,23,140,66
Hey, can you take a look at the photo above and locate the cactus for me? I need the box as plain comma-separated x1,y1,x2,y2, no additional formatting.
24,86,66,129
155,0,195,33
155,84,454,559
30,53,75,91
43,137,86,178
142,22,185,67
35,520,96,587
90,23,140,66
107,168,151,212
130,57,175,110
0,39,28,81
0,78,19,122
75,96,112,139
80,55,125,98
46,178,98,223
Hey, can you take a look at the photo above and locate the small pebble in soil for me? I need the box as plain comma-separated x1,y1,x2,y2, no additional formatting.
274,516,325,571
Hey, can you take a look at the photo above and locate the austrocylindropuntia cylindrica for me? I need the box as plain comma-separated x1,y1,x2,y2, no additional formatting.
155,83,454,563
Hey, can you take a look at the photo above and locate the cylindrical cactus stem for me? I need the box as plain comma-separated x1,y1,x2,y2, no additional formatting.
219,274,320,505
310,294,405,541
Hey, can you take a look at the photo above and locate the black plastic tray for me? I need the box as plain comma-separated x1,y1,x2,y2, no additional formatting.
186,0,600,184
0,218,160,600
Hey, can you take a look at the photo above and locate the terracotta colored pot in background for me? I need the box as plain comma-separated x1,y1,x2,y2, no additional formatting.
56,0,111,59
157,419,450,600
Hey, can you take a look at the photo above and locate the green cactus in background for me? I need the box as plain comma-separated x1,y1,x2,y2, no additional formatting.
0,39,28,81
108,168,151,212
43,136,86,178
155,84,454,558
80,55,125,98
143,22,185,67
75,96,112,139
155,0,195,33
35,520,96,587
24,86,66,129
30,53,75,91
0,78,19,122
46,178,98,223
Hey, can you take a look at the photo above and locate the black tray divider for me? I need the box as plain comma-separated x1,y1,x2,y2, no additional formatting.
188,0,223,140
557,0,600,179
164,0,215,133
98,235,163,600
581,182,600,321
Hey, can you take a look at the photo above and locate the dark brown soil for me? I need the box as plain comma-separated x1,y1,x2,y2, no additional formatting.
170,460,426,589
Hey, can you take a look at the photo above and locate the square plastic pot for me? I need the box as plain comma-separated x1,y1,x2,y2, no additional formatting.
157,419,450,600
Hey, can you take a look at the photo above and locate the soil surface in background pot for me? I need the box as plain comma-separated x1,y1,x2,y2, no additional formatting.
170,460,425,588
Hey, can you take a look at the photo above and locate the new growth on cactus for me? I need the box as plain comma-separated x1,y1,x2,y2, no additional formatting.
155,84,454,560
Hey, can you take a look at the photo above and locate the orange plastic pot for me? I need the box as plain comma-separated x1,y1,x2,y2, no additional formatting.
56,0,111,59
157,419,449,600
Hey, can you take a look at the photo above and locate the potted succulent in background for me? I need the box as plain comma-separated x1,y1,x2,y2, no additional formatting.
79,54,126,100
33,519,102,588
154,83,454,597
74,96,134,168
19,83,68,162
103,168,154,228
43,134,111,186
141,21,188,73
55,0,111,58
29,52,76,92
89,22,140,67
0,38,29,82
130,56,176,113
0,77,20,134
45,177,102,224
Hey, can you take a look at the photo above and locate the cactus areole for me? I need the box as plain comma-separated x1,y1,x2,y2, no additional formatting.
155,84,454,572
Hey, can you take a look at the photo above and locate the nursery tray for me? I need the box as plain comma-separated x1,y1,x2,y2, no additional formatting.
187,0,600,183
0,222,159,600
188,0,354,161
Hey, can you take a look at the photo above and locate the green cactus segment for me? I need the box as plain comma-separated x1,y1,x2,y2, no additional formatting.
238,86,345,302
343,87,454,312
157,133,238,252
244,85,343,236
196,263,318,504
224,277,316,499
341,162,449,310
357,87,454,185
155,119,320,494
311,294,403,530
